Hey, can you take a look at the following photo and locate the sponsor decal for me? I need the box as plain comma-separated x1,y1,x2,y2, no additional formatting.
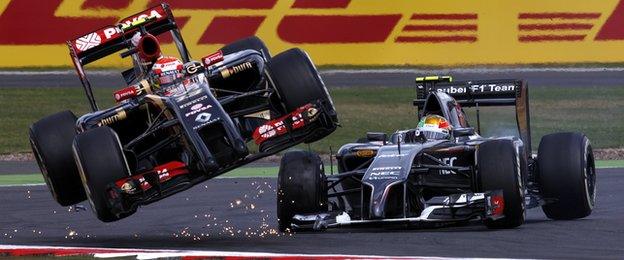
469,84,515,92
202,50,224,67
368,166,403,180
190,103,202,110
6,0,624,67
70,6,166,54
372,166,402,170
185,104,212,117
113,85,140,102
179,95,208,108
355,149,376,157
396,13,478,43
258,124,277,139
157,168,169,180
256,114,305,138
120,181,136,193
119,9,163,30
103,26,122,40
435,84,515,94
220,62,253,79
440,157,458,175
377,153,407,158
252,104,313,144
192,118,219,130
185,62,203,74
195,112,212,123
74,32,101,51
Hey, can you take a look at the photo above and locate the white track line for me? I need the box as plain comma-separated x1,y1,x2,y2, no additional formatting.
0,183,45,187
0,244,513,260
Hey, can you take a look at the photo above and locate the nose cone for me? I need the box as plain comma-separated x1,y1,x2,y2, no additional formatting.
370,199,386,219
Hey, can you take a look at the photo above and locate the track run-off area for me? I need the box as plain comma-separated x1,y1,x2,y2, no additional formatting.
2,67,624,88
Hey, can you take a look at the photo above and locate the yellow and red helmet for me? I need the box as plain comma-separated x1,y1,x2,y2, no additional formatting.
417,115,452,139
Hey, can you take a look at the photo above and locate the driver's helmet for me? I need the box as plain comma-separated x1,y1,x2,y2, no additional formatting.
417,115,452,140
151,56,184,89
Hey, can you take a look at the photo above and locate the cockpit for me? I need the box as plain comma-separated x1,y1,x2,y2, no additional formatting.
420,92,469,129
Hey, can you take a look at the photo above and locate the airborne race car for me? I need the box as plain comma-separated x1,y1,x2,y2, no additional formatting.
29,3,337,222
278,76,596,231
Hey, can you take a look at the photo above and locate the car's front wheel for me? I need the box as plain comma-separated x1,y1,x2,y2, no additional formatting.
73,126,134,222
268,48,336,115
267,48,338,143
220,36,271,59
277,151,328,232
477,139,525,229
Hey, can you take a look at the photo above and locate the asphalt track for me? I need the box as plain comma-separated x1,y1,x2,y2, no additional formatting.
2,68,623,258
1,168,623,259
2,68,624,88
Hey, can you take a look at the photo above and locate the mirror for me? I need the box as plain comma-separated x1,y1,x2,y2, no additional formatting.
366,132,387,144
452,127,475,137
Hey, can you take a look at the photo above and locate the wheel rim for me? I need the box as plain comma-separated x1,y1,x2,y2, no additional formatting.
30,137,57,197
584,147,596,208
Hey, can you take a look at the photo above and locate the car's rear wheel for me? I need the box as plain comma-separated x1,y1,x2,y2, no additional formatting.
73,126,134,222
277,151,328,232
29,110,86,206
477,139,525,229
538,132,595,220
220,36,271,59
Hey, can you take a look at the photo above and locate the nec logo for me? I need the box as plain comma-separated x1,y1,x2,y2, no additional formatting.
440,157,458,175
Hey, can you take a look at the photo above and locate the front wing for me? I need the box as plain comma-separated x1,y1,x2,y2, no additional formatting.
290,190,504,230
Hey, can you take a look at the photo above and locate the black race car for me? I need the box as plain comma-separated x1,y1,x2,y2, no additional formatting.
277,76,595,231
29,3,337,222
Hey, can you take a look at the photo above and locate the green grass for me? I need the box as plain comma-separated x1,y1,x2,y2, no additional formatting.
0,167,283,186
2,160,622,185
1,86,623,154
308,85,624,153
596,160,624,168
0,174,44,185
0,167,280,186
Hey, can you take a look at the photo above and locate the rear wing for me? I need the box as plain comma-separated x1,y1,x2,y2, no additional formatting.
413,76,532,152
68,3,189,65
67,3,190,111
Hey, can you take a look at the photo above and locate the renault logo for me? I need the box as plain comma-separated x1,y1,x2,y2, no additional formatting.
195,112,212,123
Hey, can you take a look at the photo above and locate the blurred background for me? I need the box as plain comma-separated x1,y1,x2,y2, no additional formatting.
0,0,622,160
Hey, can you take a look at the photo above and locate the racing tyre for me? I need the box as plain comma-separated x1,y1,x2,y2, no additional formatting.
220,36,271,59
478,140,525,229
538,132,595,220
29,110,86,206
277,151,328,232
73,127,133,222
268,48,336,115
